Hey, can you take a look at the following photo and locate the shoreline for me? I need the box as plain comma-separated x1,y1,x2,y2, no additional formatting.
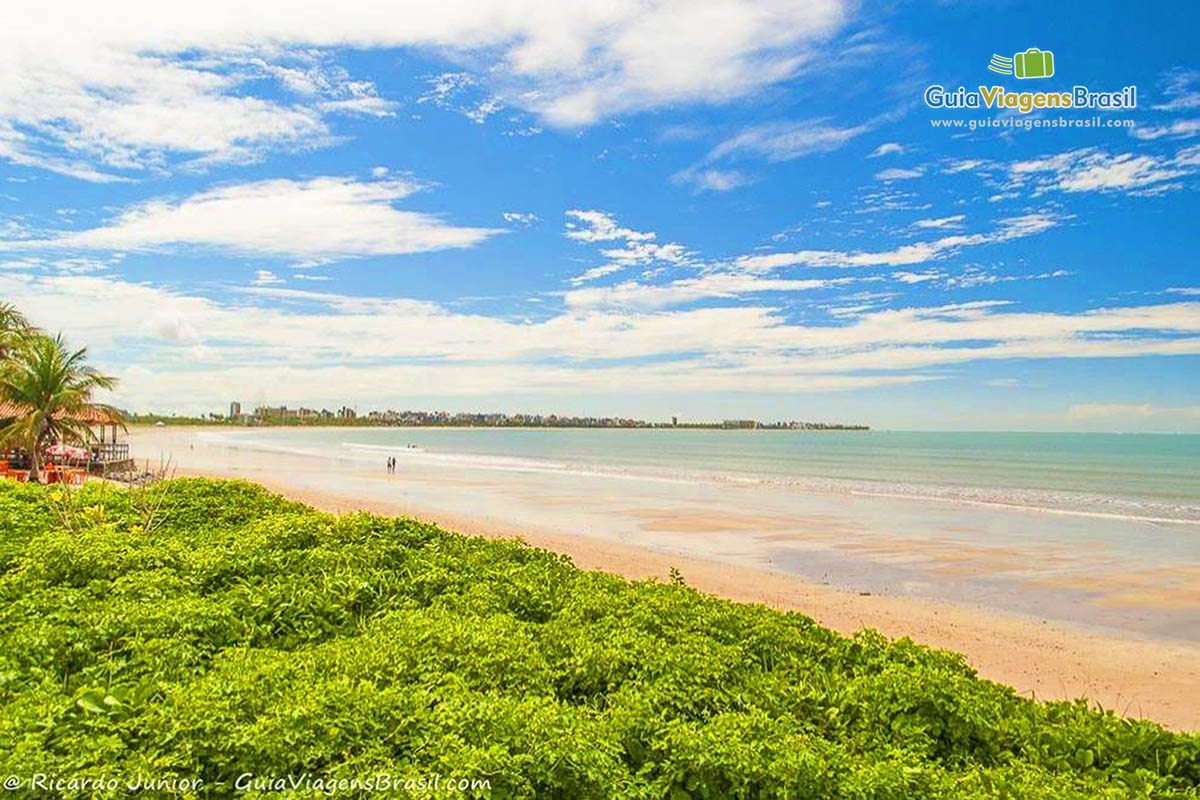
154,425,1200,527
173,462,1200,731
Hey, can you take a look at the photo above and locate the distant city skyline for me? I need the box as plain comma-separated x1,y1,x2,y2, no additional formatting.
168,403,870,430
0,3,1197,432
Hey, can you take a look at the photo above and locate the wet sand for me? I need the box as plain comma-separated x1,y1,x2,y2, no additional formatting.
131,426,1200,730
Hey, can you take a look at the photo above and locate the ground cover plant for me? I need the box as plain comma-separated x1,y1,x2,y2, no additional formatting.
0,478,1196,798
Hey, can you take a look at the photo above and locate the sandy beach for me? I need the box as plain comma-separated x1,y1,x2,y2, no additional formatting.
130,425,1200,731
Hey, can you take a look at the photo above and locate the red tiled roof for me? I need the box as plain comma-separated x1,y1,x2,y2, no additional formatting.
0,402,124,425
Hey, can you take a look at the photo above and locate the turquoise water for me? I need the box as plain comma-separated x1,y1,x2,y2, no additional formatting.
203,428,1200,523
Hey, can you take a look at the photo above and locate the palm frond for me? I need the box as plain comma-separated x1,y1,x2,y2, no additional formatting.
0,328,121,468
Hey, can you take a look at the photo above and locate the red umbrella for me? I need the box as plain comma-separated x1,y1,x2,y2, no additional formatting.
46,443,89,461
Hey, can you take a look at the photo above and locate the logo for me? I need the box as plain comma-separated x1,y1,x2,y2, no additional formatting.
923,45,1134,114
988,48,1055,79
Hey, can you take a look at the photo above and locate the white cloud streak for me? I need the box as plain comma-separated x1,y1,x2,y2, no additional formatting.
912,214,965,230
2,272,1197,410
707,118,872,163
737,213,1059,271
564,210,695,284
1068,404,1200,421
1130,119,1200,141
671,167,753,193
1007,146,1199,195
867,142,905,158
565,273,855,309
875,166,924,181
1151,68,1200,112
0,176,500,259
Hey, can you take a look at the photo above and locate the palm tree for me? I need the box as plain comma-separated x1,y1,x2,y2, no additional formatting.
0,332,122,482
0,302,32,360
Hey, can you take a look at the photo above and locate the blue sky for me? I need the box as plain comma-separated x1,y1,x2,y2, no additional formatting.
1,0,1198,431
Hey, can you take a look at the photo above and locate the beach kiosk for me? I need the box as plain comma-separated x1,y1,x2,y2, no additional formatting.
0,402,131,476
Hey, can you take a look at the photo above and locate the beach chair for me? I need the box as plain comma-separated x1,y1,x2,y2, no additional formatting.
7,470,29,482
65,469,87,487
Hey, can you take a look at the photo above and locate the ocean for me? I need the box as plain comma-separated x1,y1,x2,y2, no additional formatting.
199,427,1200,525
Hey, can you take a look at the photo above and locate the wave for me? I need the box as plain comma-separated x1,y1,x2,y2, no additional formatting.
342,442,567,472
197,431,1200,525
194,432,341,461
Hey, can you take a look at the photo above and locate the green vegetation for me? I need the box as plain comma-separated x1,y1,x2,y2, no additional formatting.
0,479,1196,799
0,302,32,360
126,414,223,426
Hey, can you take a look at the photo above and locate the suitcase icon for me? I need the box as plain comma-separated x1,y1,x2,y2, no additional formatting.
1013,48,1054,79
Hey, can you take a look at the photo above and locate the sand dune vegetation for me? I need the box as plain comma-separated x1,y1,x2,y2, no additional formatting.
0,478,1196,798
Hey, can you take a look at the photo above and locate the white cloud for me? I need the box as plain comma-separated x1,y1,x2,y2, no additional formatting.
738,213,1060,271
1,0,854,178
1151,68,1200,112
867,142,905,158
855,187,931,215
0,254,119,274
3,272,1199,410
672,116,878,200
875,166,924,181
464,98,504,125
503,212,540,227
912,214,965,230
1067,404,1200,421
707,118,872,163
0,176,500,260
942,267,1069,289
419,73,477,107
1008,146,1198,195
891,270,942,284
142,311,201,344
568,263,627,286
942,158,991,175
0,133,138,183
564,210,697,285
671,167,753,193
252,270,283,286
502,125,543,137
565,273,854,309
419,75,504,125
1130,119,1200,141
564,209,657,243
0,45,381,179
